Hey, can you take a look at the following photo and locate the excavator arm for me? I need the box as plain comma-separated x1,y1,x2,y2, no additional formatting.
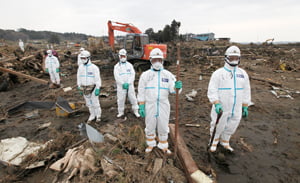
107,20,142,50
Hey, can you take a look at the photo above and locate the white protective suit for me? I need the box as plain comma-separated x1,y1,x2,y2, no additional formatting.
19,39,24,52
207,62,251,146
114,61,139,115
137,67,177,150
45,55,60,84
77,55,82,66
77,60,102,121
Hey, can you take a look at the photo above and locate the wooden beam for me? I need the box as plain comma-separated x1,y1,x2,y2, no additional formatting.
0,66,48,85
0,57,17,63
20,55,35,61
250,76,282,87
169,124,213,183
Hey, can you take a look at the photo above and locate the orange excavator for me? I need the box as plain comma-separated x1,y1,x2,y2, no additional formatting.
108,20,168,71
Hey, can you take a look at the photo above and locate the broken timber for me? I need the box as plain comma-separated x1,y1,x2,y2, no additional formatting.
169,124,213,183
250,76,282,87
0,66,48,84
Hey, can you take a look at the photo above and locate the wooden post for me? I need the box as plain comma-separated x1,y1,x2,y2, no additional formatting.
169,124,214,183
174,44,181,155
0,67,48,85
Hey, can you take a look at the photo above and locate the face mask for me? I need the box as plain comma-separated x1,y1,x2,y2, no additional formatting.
120,57,126,63
48,54,52,57
152,62,163,70
225,57,239,67
229,60,239,66
81,58,89,65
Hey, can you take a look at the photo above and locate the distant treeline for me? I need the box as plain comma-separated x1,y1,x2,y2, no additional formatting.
0,19,182,45
0,28,89,44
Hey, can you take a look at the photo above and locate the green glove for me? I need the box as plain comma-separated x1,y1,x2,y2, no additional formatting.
56,68,60,73
45,68,49,73
122,83,129,89
242,106,248,117
175,81,182,89
95,88,100,96
77,87,83,96
214,103,223,114
139,104,145,118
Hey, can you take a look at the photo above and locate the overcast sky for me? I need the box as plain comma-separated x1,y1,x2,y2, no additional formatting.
1,0,299,42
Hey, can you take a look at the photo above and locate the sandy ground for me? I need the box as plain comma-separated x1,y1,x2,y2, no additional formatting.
0,42,300,183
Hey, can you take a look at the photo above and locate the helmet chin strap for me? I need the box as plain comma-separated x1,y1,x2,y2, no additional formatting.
83,58,90,65
225,56,240,67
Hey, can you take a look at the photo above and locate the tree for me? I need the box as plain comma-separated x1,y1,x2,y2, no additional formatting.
162,25,171,42
170,20,181,41
145,28,155,41
48,34,60,44
144,19,181,43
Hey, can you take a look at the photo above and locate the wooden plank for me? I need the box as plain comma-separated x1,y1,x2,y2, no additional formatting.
169,124,213,183
0,66,48,84
20,55,35,61
152,158,163,175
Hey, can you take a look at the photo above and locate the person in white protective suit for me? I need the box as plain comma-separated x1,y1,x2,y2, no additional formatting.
77,50,102,123
77,47,85,66
114,49,140,118
45,50,60,87
137,48,182,154
207,45,251,152
19,39,25,52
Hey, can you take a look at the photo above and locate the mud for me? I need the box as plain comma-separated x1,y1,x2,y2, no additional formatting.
0,41,300,183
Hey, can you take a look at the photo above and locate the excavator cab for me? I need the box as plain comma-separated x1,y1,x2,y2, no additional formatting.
124,33,149,60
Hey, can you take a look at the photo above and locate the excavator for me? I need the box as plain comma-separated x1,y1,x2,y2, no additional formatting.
263,38,274,45
108,20,168,71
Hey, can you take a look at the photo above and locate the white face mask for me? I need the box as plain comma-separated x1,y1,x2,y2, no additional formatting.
81,57,89,65
120,57,126,63
229,60,239,66
152,62,163,70
225,57,239,67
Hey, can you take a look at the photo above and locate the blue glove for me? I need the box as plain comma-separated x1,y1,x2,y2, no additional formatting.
122,83,129,89
77,87,83,96
139,104,145,118
214,103,223,114
242,106,248,117
175,81,182,89
95,88,100,96
45,68,49,73
56,68,60,73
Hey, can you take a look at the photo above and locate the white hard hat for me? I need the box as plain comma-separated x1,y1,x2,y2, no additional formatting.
79,47,85,52
225,46,241,57
80,50,90,58
47,50,52,55
118,49,127,56
149,48,164,60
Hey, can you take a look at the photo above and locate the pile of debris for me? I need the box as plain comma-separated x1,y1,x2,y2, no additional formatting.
0,121,188,183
